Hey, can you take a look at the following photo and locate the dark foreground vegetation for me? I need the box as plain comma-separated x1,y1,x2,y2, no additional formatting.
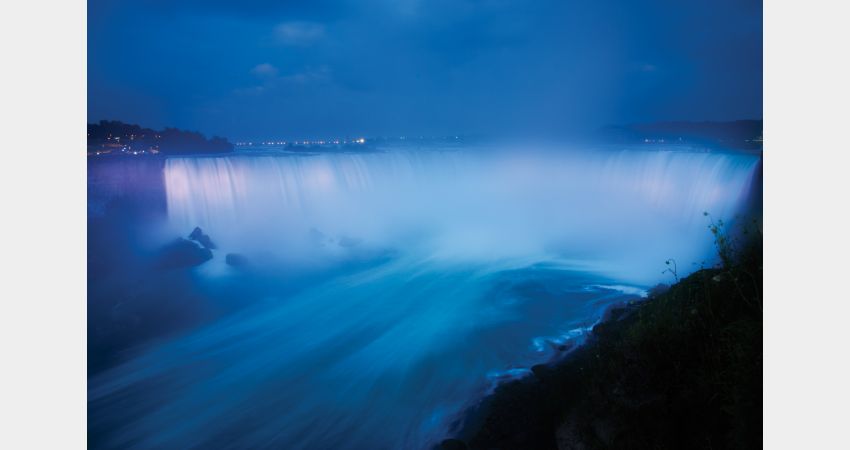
445,221,762,450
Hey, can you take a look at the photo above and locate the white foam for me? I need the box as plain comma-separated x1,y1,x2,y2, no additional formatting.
588,284,648,298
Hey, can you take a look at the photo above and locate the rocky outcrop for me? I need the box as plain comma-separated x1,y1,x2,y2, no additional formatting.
188,226,216,249
225,253,250,268
155,238,213,269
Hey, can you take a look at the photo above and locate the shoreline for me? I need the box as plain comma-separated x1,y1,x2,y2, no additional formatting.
441,250,762,449
440,297,647,449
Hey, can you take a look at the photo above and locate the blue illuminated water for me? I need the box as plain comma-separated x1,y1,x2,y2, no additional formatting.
88,145,759,449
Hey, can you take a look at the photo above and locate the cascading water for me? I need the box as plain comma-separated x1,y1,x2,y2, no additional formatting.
89,145,760,449
163,147,758,282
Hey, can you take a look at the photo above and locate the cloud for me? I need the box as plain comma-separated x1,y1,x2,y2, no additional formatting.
273,21,326,45
251,63,279,78
281,66,332,84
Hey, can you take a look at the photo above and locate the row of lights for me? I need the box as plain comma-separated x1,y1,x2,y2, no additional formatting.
236,138,367,146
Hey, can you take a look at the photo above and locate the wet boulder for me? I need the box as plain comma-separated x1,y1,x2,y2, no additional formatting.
188,226,216,249
225,253,251,268
155,238,213,270
531,363,554,379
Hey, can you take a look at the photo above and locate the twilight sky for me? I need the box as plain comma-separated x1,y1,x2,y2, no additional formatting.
88,0,762,140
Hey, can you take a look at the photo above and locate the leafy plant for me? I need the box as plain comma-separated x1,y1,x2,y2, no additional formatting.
704,212,735,269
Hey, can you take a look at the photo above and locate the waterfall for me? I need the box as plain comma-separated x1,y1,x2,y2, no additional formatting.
163,146,759,283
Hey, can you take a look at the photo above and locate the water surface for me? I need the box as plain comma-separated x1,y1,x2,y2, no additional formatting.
88,144,759,449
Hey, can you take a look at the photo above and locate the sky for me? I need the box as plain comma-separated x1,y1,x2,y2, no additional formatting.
88,0,762,140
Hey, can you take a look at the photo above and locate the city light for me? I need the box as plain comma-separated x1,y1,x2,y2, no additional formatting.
234,136,369,147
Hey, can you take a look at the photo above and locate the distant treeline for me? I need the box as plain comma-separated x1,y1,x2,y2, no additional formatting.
600,120,763,150
88,120,234,156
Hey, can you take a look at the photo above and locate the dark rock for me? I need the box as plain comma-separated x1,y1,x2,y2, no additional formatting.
225,253,251,268
188,226,203,240
557,341,576,352
531,364,552,379
155,238,212,269
188,226,216,249
439,438,468,450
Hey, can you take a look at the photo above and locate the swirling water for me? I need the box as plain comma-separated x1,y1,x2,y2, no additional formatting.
88,145,759,449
